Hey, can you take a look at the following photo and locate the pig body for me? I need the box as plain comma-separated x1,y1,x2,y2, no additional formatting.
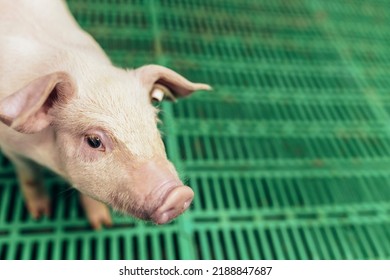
0,0,210,228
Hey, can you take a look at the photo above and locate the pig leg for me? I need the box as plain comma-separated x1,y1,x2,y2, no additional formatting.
79,193,112,230
4,152,50,219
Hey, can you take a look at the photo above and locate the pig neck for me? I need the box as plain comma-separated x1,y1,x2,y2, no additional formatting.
0,123,65,177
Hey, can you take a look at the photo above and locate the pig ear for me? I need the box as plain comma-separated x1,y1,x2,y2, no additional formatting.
136,64,211,99
0,72,76,133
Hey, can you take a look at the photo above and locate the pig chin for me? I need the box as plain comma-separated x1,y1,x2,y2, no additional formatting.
108,189,160,221
108,180,194,225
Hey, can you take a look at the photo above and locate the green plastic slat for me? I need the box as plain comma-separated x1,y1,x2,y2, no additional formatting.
0,154,13,176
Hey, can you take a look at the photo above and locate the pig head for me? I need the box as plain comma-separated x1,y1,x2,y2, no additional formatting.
0,64,210,225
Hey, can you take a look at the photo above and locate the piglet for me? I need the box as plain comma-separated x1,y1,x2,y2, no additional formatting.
0,0,210,229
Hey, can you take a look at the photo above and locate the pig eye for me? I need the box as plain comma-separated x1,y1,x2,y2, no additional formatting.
85,135,105,151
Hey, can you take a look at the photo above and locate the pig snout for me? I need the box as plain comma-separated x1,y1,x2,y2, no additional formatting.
116,159,194,224
151,185,194,224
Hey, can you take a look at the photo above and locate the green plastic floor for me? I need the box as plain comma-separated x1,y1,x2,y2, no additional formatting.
2,0,390,260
